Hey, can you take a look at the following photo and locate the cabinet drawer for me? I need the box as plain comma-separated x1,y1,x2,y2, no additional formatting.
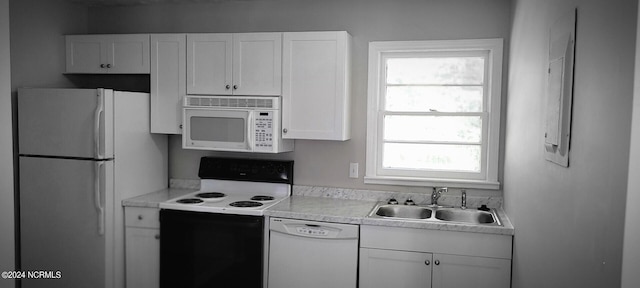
360,225,512,259
125,207,160,228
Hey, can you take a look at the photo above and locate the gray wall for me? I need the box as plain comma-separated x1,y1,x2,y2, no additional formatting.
10,0,88,90
87,0,511,195
505,0,636,287
7,0,88,280
0,0,15,286
622,3,640,286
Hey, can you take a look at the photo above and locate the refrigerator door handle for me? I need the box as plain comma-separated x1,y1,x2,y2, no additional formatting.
94,161,105,236
94,91,104,159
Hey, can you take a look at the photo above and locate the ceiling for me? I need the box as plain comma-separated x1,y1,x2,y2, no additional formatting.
69,0,270,6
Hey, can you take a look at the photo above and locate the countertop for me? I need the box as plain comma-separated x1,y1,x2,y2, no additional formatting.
264,196,378,225
123,191,514,235
265,195,514,235
122,188,196,208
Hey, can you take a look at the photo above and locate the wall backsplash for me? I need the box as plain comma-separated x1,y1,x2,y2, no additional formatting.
169,179,503,208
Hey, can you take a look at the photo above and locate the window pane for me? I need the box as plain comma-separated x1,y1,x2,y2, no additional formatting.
387,57,484,85
384,115,482,143
386,86,483,112
383,143,481,172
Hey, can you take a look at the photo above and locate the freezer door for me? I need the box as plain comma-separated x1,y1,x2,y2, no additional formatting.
20,156,114,288
18,88,114,159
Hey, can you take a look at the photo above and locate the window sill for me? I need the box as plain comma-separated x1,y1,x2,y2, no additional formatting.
364,175,500,190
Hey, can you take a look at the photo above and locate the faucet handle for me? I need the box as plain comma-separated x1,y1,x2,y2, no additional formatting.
387,198,398,205
461,189,467,209
404,197,416,205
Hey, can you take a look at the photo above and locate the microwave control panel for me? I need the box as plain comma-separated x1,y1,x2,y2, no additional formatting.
254,111,274,150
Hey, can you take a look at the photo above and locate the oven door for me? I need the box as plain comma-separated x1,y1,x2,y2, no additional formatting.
160,210,264,288
183,108,253,151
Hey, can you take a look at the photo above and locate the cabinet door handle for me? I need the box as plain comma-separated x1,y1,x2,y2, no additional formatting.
106,64,112,68
138,215,143,220
233,85,238,90
154,234,160,240
283,128,288,134
179,124,183,129
434,260,440,265
225,85,231,90
100,64,106,68
425,260,430,266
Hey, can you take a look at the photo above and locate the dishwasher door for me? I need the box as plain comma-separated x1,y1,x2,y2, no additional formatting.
267,217,359,288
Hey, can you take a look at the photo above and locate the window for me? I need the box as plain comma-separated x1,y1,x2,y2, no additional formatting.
365,39,503,189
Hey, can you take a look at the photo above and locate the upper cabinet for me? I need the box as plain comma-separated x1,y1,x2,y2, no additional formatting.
150,34,186,134
65,34,150,74
281,31,352,141
186,33,282,96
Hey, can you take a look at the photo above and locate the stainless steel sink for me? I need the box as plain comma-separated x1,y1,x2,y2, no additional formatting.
374,204,432,219
434,208,497,225
368,203,501,226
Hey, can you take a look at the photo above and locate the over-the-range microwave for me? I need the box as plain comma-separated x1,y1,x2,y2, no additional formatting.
182,95,294,153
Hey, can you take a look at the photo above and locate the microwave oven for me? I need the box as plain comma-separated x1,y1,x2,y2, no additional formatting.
182,96,294,153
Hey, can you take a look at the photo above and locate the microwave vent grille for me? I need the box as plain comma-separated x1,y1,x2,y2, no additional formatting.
187,97,274,108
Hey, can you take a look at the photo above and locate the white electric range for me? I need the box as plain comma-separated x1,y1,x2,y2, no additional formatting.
159,157,294,288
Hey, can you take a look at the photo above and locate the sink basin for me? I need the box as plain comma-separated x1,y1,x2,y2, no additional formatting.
368,203,501,226
434,208,496,225
374,204,432,219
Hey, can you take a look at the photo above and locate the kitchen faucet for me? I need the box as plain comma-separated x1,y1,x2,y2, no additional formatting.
431,187,447,206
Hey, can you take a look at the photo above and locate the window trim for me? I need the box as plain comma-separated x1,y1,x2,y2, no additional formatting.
365,39,503,190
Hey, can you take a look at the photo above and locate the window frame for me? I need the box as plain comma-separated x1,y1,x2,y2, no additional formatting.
365,39,503,190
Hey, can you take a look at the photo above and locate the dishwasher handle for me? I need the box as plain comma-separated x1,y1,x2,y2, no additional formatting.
270,218,359,239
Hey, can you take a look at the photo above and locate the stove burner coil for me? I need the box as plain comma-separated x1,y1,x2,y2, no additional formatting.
196,192,226,199
176,198,204,204
250,195,275,201
229,201,264,208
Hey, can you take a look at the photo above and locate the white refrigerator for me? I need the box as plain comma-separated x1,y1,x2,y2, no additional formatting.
18,88,168,288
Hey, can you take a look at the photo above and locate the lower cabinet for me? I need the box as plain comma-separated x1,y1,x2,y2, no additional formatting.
359,225,512,288
360,248,433,288
124,207,160,288
431,253,511,288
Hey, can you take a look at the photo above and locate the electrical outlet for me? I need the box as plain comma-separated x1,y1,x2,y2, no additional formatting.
349,163,359,178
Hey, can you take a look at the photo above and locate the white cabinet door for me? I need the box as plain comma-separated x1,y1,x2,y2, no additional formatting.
125,227,160,288
360,248,433,288
233,33,282,96
65,34,150,74
151,34,186,134
186,33,233,95
282,31,351,140
432,254,511,288
186,33,281,96
66,35,104,73
107,34,150,74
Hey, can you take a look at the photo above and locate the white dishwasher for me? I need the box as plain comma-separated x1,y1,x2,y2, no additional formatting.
267,217,359,288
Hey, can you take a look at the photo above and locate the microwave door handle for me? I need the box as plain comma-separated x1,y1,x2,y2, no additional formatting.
246,112,254,151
